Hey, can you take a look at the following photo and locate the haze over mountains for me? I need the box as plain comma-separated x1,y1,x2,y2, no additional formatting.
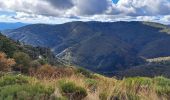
0,22,28,30
2,21,170,75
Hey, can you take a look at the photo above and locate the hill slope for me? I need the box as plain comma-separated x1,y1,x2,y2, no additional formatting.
2,21,170,74
0,33,65,66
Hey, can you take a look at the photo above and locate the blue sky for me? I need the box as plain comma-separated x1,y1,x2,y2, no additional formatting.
112,0,119,3
0,0,170,24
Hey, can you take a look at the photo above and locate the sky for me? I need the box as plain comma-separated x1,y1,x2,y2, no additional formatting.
0,0,170,24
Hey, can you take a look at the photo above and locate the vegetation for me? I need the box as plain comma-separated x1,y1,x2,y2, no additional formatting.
0,49,169,100
0,33,64,66
0,34,18,57
58,80,87,100
0,31,170,99
0,71,170,100
13,52,31,73
4,21,170,75
0,49,170,100
0,74,54,100
0,52,15,72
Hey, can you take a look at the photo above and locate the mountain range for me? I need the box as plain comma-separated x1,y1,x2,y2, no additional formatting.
0,22,28,30
2,21,170,76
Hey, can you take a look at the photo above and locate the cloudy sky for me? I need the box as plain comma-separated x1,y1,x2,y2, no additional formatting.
0,0,170,24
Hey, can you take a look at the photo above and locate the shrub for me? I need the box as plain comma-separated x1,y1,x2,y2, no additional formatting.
30,60,41,69
59,80,87,100
36,64,56,78
76,67,93,78
0,52,16,72
13,52,31,73
154,76,170,96
0,75,29,87
124,77,153,90
0,84,54,100
0,75,55,100
37,58,48,65
111,77,153,100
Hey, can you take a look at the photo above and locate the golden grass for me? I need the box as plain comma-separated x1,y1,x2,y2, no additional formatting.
1,69,170,100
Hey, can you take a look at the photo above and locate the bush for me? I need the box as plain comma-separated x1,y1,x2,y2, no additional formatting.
124,77,153,90
37,58,48,65
154,76,170,96
0,52,16,72
0,84,54,100
0,74,55,100
30,60,41,69
76,67,93,78
0,75,29,87
36,64,56,78
13,52,31,73
59,80,87,100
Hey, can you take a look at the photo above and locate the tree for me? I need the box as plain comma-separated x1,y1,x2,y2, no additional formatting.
13,52,31,73
30,60,41,69
0,52,16,72
0,34,17,57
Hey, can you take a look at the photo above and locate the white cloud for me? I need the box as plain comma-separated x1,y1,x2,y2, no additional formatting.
0,0,169,24
113,0,170,16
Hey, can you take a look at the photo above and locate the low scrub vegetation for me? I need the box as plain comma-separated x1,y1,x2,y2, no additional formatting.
0,73,170,100
58,80,87,100
0,51,170,100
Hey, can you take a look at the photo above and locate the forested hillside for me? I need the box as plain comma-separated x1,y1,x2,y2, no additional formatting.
2,21,170,75
0,28,170,100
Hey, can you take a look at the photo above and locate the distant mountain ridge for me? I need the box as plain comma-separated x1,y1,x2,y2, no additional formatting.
0,22,28,30
2,21,170,74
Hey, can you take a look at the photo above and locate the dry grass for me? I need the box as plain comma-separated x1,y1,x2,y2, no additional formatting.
1,67,170,100
38,73,170,100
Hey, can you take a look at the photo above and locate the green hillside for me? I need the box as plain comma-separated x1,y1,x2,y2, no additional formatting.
0,31,170,100
0,33,66,66
3,21,170,74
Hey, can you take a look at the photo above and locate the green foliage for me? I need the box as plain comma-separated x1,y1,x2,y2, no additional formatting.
37,58,48,65
0,84,54,100
13,52,31,73
0,75,29,87
112,77,154,100
154,76,170,96
0,74,55,100
124,77,153,88
30,60,41,69
0,34,18,57
76,67,93,78
59,80,87,100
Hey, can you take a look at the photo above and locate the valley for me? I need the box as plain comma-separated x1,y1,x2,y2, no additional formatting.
2,21,170,76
